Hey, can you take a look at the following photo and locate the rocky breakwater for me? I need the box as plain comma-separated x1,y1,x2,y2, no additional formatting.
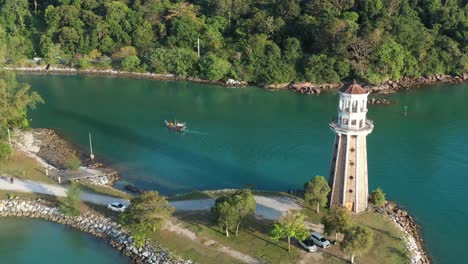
366,73,467,94
288,82,340,95
0,199,192,264
367,97,391,105
375,201,430,264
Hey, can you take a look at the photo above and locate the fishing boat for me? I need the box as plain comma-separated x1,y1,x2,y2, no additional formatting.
165,120,187,132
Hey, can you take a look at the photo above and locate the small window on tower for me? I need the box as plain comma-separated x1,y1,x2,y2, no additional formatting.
349,189,353,193
349,176,354,180
351,120,357,125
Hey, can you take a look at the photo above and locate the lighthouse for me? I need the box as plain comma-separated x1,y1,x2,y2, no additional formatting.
328,82,374,213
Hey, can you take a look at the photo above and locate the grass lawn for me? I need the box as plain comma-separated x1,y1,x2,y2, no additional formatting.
0,151,56,184
167,191,213,201
303,206,409,264
174,211,304,264
77,182,132,200
149,228,241,264
0,190,59,203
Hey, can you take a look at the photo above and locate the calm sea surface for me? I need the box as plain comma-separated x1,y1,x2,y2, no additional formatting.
0,218,129,264
15,73,468,263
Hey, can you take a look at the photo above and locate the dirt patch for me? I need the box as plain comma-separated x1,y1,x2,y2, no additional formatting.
13,128,120,185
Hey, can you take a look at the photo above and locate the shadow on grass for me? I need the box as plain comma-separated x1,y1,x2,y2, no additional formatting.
388,246,410,261
176,211,290,252
367,225,401,241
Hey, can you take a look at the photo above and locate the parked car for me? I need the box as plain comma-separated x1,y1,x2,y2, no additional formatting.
107,202,126,212
310,232,331,248
298,237,318,252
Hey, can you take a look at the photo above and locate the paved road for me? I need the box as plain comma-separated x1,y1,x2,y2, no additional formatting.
0,176,129,206
0,176,302,219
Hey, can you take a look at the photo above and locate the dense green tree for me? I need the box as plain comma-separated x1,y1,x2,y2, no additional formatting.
60,182,82,216
212,195,240,237
199,53,231,80
304,175,331,213
0,70,43,136
321,206,352,241
121,191,174,232
121,55,141,71
0,141,12,160
270,210,309,252
341,225,374,263
0,0,465,84
370,187,386,207
212,189,256,236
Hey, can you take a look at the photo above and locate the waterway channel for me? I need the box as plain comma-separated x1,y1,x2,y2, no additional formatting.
15,73,468,263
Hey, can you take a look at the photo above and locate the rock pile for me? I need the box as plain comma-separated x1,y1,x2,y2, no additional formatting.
366,74,467,94
375,201,430,264
288,82,340,95
0,199,192,264
368,98,391,105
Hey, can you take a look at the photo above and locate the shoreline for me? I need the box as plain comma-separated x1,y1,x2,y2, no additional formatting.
7,66,249,87
7,66,467,95
376,202,431,264
14,127,431,263
0,198,190,264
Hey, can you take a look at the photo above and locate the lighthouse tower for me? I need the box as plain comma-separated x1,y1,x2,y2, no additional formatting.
328,82,374,213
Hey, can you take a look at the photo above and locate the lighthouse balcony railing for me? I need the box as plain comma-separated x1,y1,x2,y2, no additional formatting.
330,119,374,132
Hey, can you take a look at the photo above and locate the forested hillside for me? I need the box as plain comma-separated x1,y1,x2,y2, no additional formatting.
0,0,466,84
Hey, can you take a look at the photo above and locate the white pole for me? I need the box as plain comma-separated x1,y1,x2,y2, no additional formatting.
197,37,200,58
7,128,12,148
89,131,94,160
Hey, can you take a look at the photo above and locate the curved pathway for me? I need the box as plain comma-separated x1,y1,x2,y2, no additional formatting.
0,175,303,220
0,176,129,206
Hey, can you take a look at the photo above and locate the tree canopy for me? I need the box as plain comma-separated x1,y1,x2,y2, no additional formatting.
370,187,386,207
0,0,466,84
341,225,374,263
270,210,309,252
212,189,256,237
321,205,352,241
121,191,175,233
304,175,331,213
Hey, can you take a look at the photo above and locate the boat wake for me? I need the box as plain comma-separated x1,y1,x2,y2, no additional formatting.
185,129,209,136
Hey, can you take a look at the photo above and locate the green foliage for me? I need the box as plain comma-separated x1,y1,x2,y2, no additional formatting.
370,187,386,207
0,0,465,84
121,191,174,234
60,182,82,216
321,206,352,240
212,189,256,236
64,153,80,170
270,210,309,252
341,225,374,263
199,54,231,80
0,141,12,160
121,55,141,71
0,70,43,135
304,175,331,213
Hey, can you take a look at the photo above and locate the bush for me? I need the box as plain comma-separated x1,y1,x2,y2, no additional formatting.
60,182,82,216
64,154,80,170
199,54,231,80
0,141,12,160
121,55,141,71
370,187,386,207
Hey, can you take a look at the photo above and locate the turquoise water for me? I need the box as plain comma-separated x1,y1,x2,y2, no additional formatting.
0,217,130,264
18,74,468,263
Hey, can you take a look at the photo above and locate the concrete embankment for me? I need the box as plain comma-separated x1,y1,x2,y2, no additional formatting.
0,198,191,264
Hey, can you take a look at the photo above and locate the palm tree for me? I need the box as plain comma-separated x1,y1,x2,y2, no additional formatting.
165,2,198,21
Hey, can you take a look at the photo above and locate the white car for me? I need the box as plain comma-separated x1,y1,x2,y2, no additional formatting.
310,232,331,248
298,237,318,252
107,202,126,212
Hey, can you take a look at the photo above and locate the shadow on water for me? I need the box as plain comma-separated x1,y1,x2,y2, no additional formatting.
53,109,280,191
